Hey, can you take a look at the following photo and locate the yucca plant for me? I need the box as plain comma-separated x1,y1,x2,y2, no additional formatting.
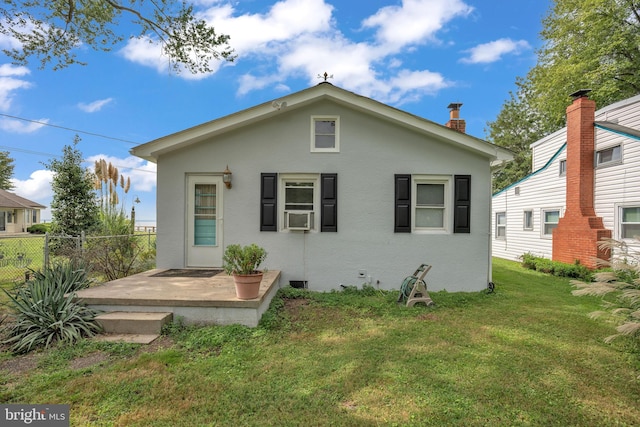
572,238,640,344
1,260,102,354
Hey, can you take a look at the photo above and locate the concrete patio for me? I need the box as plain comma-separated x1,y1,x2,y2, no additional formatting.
74,269,281,340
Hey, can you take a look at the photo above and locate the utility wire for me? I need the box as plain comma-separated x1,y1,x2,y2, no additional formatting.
0,113,141,144
0,145,156,174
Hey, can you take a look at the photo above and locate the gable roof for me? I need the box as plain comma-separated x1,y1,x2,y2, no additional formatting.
0,189,46,209
131,82,512,164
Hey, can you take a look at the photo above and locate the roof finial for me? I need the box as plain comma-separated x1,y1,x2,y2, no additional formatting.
317,71,333,82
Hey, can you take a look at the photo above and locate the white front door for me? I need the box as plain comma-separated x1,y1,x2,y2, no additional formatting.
186,175,223,267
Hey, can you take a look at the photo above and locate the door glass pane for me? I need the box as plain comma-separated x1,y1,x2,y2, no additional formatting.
194,184,216,246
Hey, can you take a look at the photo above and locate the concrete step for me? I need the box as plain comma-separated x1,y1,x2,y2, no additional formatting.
93,333,160,344
96,311,173,335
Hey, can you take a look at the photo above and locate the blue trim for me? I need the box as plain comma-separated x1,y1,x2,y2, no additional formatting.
493,143,567,197
595,124,640,141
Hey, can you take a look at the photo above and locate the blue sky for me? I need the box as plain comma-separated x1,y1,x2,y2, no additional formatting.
0,0,550,223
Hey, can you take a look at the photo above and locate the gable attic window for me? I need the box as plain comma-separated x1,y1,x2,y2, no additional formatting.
596,145,621,167
311,116,339,152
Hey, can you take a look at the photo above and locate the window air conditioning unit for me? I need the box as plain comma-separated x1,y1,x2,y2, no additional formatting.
285,211,312,231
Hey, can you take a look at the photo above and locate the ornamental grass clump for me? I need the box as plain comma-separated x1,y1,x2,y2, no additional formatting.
1,260,102,354
572,238,640,344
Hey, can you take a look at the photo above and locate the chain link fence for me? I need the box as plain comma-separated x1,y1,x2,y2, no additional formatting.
0,232,156,284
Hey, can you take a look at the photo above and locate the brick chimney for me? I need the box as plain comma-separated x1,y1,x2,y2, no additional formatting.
552,89,611,268
446,102,466,133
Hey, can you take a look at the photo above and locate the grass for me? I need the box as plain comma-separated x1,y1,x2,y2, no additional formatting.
1,258,639,426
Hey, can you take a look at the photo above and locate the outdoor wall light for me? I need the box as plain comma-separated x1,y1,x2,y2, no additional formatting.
223,165,232,189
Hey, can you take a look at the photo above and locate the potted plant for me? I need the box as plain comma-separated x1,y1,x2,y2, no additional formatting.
223,243,267,299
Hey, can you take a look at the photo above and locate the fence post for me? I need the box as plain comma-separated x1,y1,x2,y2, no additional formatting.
44,232,49,270
80,231,85,256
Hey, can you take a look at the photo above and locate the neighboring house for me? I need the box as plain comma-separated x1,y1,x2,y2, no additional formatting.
492,91,640,268
0,189,46,233
132,82,511,292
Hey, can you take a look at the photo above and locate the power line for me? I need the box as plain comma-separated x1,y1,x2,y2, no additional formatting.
0,113,141,144
0,145,156,174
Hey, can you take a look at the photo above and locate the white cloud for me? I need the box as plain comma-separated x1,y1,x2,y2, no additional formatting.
86,154,157,193
0,117,48,133
0,64,32,111
460,38,531,64
120,0,476,104
11,169,54,202
362,0,473,48
78,98,114,113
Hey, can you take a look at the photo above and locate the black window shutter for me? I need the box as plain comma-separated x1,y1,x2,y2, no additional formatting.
321,173,338,232
260,173,278,231
394,174,411,233
454,175,471,233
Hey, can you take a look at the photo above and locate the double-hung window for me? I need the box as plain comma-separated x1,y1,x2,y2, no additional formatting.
282,174,318,231
620,206,640,239
311,116,339,152
495,212,506,240
542,209,560,236
413,176,450,232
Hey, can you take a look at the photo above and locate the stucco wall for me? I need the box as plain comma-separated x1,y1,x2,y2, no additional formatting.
156,99,493,292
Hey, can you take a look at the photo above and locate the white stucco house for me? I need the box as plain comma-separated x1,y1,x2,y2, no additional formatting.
131,82,512,292
492,91,640,267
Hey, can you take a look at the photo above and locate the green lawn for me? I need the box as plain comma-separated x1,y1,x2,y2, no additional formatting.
1,258,639,426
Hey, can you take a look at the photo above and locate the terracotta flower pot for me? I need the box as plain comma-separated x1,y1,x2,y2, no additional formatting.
233,272,263,299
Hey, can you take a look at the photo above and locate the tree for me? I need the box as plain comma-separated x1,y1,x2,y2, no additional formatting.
0,0,235,74
0,151,15,190
487,88,557,192
45,136,99,236
488,0,640,191
527,0,640,127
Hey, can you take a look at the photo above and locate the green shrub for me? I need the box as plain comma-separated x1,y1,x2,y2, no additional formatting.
27,223,50,234
1,260,101,353
519,252,593,281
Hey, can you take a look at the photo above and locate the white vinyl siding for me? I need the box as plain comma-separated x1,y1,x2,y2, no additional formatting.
493,94,640,263
594,98,640,255
492,146,566,261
